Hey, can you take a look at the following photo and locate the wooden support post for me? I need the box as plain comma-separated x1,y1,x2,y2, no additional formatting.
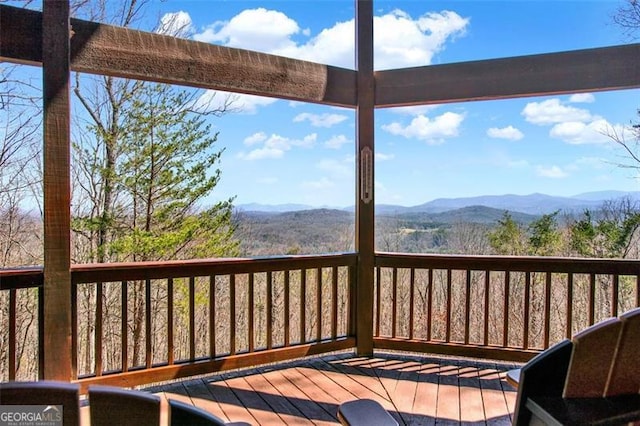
42,0,72,380
355,0,374,356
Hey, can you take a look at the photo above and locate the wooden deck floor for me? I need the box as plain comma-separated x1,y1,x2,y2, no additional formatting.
144,352,520,425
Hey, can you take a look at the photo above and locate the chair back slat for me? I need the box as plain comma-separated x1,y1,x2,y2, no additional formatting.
605,307,640,397
89,385,161,426
563,317,622,398
0,381,80,426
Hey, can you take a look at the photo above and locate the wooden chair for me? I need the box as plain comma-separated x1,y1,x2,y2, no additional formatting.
337,398,398,426
168,398,251,426
514,307,640,425
0,380,80,426
89,384,161,426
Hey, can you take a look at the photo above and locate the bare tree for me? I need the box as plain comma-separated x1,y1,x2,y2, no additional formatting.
614,0,640,40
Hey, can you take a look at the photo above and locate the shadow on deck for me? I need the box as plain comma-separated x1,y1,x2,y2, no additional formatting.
145,351,520,425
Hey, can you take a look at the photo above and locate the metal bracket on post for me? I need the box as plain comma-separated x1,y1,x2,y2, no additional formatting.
360,146,372,204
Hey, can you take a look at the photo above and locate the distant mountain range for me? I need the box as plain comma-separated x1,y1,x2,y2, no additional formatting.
237,191,640,216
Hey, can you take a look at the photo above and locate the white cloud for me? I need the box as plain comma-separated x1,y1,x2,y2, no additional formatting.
197,90,277,114
194,8,469,70
158,11,193,37
391,105,440,116
294,112,348,128
244,132,267,145
487,125,524,141
376,153,395,161
373,10,469,70
522,99,592,125
569,93,595,103
382,111,464,143
536,165,568,178
194,8,300,53
240,146,284,160
549,119,618,145
325,135,351,149
238,133,317,160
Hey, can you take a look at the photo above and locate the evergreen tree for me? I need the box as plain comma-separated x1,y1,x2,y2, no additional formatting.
528,211,562,256
487,211,527,255
109,83,237,261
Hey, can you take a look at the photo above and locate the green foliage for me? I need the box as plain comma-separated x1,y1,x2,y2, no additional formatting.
528,211,562,256
108,83,238,261
74,82,237,262
487,212,527,255
570,209,640,258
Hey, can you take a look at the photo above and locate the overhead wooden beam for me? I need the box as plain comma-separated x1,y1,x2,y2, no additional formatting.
42,0,72,381
355,0,375,356
0,5,356,107
375,44,640,107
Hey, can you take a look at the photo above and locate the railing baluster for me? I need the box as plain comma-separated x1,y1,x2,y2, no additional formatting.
145,279,152,368
230,274,236,355
464,270,471,345
446,269,452,343
121,281,128,372
209,275,215,358
168,278,174,365
483,270,490,346
248,273,254,353
189,276,196,360
589,273,596,325
612,274,619,317
427,269,433,342
71,284,78,378
503,271,510,347
566,274,573,338
38,285,44,380
392,267,397,338
316,267,322,342
300,269,306,343
266,271,273,350
523,272,530,350
9,288,16,380
95,282,103,376
349,264,357,337
375,267,381,337
409,268,415,340
332,266,338,340
544,272,551,348
284,270,290,347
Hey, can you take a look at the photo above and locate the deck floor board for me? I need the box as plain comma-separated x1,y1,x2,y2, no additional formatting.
148,352,519,425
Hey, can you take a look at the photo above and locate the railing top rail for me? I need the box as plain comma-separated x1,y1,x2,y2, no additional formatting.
0,267,44,291
71,252,358,283
375,252,640,275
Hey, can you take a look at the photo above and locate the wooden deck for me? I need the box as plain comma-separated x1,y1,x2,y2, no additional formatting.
144,352,520,425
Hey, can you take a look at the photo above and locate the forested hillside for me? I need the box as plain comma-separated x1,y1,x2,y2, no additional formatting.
235,199,640,258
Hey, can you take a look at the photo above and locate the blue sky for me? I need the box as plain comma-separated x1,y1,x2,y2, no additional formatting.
37,1,640,207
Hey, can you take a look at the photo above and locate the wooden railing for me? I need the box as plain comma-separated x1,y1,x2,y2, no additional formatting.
0,268,44,381
0,254,357,387
3,252,640,383
374,253,640,362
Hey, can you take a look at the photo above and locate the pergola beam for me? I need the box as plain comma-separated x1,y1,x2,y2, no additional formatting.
375,44,640,107
0,5,356,108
